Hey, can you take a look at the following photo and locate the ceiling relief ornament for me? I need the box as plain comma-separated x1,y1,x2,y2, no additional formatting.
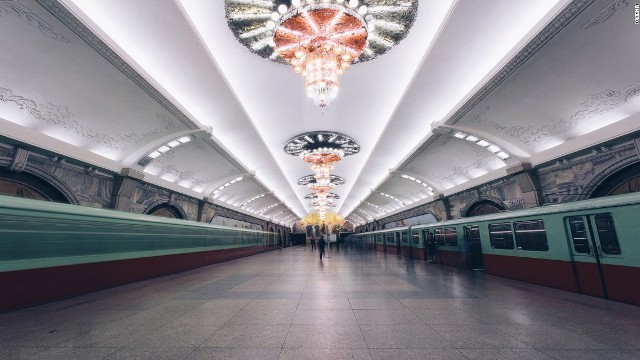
420,136,495,187
464,82,640,145
447,0,593,125
582,0,628,30
149,143,243,193
0,0,69,43
0,87,181,150
424,154,494,189
0,86,71,124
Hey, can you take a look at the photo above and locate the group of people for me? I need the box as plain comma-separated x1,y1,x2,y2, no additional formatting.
309,236,327,260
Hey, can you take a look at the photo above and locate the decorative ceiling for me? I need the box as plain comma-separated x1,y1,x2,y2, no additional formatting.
1,0,638,227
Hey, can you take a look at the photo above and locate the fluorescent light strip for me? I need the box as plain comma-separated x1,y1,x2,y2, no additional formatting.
212,176,244,195
143,136,193,163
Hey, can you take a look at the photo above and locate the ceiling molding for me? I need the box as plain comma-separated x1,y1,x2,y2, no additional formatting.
35,0,202,131
445,0,595,126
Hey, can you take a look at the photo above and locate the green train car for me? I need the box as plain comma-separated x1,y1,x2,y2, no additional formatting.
349,192,640,306
0,195,280,312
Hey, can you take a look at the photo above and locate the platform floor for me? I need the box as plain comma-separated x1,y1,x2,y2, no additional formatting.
1,246,640,359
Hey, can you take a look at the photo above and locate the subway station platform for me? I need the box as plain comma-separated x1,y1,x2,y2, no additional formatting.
1,246,639,360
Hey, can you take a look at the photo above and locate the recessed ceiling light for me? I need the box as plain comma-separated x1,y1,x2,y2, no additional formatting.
454,132,467,139
487,145,500,153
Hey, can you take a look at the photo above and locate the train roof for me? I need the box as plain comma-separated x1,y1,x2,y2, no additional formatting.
410,192,640,230
350,192,640,235
365,226,409,235
0,194,270,234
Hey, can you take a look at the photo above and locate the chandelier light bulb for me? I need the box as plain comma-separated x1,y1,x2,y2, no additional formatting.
358,5,368,15
271,12,280,21
348,0,359,8
266,20,275,29
292,0,302,6
278,4,288,14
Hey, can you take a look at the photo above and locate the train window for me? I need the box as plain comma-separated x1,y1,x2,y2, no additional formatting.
464,225,480,241
376,234,383,243
386,233,394,244
567,217,590,254
488,223,514,249
401,232,408,244
594,214,621,255
514,220,549,251
445,227,458,246
412,230,420,245
435,228,445,246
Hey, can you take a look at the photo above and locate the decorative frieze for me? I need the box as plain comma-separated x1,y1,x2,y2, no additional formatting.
8,148,29,172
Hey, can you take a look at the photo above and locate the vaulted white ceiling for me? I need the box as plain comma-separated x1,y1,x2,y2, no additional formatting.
1,0,638,226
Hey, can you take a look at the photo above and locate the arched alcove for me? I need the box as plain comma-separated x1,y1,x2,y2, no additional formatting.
0,169,71,203
590,162,640,198
463,198,506,217
144,202,186,219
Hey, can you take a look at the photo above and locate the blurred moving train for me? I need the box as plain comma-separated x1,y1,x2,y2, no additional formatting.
348,192,640,306
0,195,280,312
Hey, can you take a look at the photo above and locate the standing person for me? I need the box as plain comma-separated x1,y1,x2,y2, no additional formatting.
317,236,326,260
306,224,313,242
310,237,316,251
427,231,437,263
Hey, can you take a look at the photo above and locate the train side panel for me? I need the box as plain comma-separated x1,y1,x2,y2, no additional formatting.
0,196,276,312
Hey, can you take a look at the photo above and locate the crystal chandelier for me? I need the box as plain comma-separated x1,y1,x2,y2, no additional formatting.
272,1,369,106
285,131,359,218
226,0,419,107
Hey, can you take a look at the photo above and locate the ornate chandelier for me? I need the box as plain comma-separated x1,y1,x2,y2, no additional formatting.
226,0,419,107
285,131,359,218
272,1,368,106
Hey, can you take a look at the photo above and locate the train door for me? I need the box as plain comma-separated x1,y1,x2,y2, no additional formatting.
423,230,436,263
400,231,408,255
565,214,622,299
464,225,484,270
385,233,393,254
411,230,420,259
393,232,400,255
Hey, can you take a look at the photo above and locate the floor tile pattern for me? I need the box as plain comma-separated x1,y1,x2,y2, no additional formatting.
1,246,639,359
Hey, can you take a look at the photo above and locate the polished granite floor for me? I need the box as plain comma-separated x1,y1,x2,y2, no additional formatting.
2,245,640,359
